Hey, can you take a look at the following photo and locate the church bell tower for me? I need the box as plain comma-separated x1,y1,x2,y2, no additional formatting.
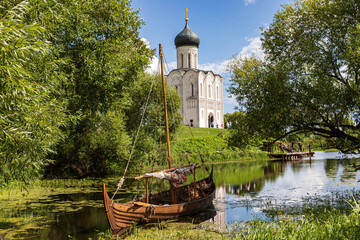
167,8,224,128
174,8,199,69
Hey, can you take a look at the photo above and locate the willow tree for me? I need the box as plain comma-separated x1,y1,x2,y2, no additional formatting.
23,0,154,176
229,0,360,152
0,2,69,186
1,0,156,180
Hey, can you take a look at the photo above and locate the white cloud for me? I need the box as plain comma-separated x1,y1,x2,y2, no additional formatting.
244,0,256,6
224,94,237,105
146,56,160,74
141,38,150,48
198,60,229,75
239,37,264,60
141,38,177,74
141,38,160,74
166,61,177,72
197,37,264,76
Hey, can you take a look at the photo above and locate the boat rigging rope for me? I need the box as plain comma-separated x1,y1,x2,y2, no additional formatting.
109,60,160,203
163,53,208,173
163,54,182,164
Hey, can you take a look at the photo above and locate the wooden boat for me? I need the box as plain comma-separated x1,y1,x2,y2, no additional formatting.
103,167,215,234
102,44,216,234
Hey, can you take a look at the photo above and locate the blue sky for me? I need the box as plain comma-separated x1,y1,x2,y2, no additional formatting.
131,0,295,113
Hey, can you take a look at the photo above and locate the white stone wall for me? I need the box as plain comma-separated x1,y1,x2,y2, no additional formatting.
183,70,199,126
214,75,224,128
167,72,184,117
167,70,224,128
198,72,206,128
176,46,198,69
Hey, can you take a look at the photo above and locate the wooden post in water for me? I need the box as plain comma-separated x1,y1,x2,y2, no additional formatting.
159,44,176,204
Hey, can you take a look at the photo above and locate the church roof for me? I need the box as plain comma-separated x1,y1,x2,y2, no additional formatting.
174,22,200,48
167,68,222,78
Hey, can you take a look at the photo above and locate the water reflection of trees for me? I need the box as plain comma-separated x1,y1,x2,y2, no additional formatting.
132,157,360,200
324,158,360,182
218,161,286,197
339,159,359,182
263,162,285,183
226,178,265,197
324,158,339,179
289,160,308,174
214,161,276,185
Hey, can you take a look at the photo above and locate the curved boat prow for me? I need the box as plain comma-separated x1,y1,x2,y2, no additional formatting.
102,184,119,233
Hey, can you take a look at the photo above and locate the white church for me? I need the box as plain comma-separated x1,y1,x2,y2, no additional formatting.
167,11,224,128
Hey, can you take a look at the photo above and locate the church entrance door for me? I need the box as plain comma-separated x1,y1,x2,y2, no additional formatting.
208,113,214,128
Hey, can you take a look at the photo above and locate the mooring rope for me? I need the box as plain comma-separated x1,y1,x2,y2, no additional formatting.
109,61,160,204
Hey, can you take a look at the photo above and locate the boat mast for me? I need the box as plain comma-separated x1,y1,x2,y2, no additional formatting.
159,44,176,204
159,44,172,169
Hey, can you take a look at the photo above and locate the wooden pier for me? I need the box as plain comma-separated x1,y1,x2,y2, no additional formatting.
269,151,314,160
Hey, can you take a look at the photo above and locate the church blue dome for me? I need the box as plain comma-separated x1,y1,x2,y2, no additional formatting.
174,22,200,48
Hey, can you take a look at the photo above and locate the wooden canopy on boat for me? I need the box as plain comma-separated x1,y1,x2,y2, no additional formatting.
134,163,198,180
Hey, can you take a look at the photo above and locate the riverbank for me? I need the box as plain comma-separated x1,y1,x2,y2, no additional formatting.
121,203,360,239
170,126,269,165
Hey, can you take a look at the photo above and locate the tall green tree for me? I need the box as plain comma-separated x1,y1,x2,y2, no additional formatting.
23,0,154,176
125,73,182,167
225,111,263,150
229,0,360,152
0,1,69,186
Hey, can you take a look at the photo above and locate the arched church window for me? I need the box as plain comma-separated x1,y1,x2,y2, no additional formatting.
208,84,211,98
191,83,194,96
200,83,203,97
181,54,184,68
216,86,219,99
175,85,178,91
188,54,191,68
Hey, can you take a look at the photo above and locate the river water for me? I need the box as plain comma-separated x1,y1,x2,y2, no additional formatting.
211,151,360,228
1,151,359,239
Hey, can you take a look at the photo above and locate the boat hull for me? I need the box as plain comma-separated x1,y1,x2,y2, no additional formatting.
103,173,216,234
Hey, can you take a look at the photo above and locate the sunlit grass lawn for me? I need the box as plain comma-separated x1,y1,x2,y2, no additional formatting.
175,125,228,140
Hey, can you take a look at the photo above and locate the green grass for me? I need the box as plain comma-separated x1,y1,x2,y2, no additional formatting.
170,125,269,165
233,203,360,239
119,197,360,240
175,125,228,140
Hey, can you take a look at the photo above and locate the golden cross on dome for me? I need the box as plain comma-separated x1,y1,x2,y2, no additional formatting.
185,8,189,22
